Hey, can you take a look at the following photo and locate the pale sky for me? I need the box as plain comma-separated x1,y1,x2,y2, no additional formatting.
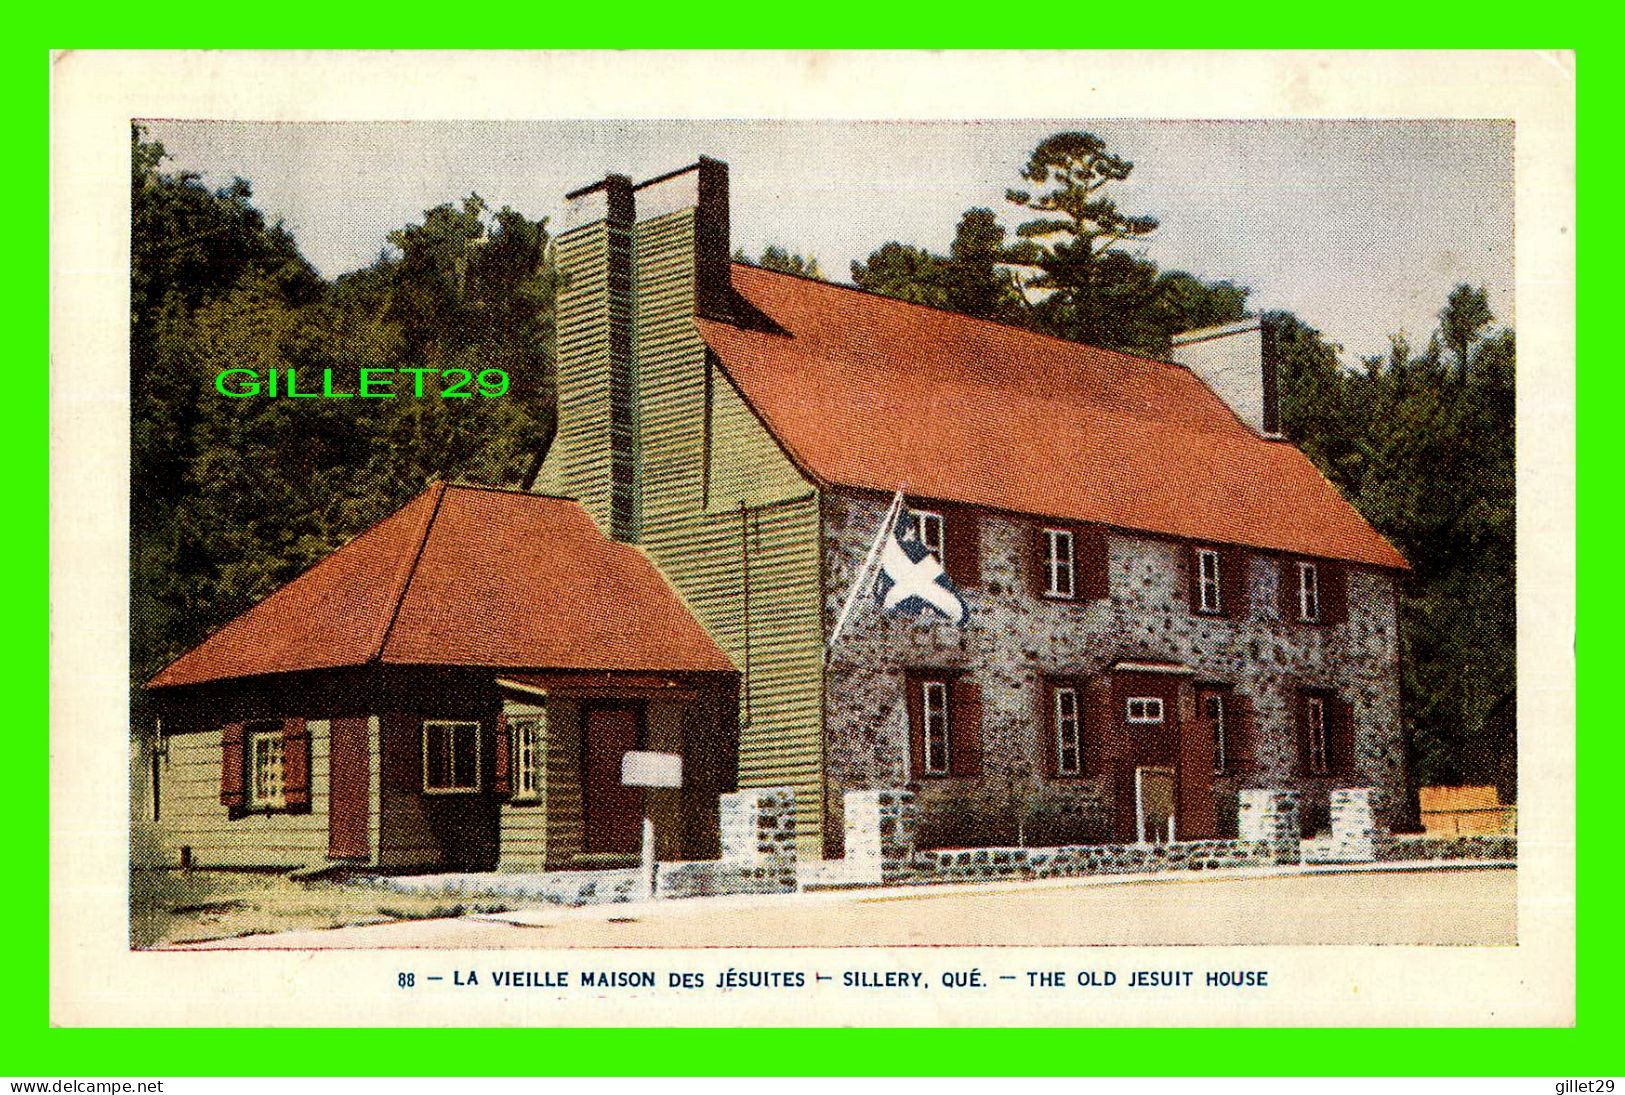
142,118,1513,366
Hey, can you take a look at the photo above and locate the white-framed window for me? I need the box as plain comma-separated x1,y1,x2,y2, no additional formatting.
922,679,950,775
510,715,544,800
1044,528,1076,598
1297,561,1321,622
424,719,481,793
1204,692,1228,773
1305,695,1329,774
1126,697,1165,724
247,725,285,809
1054,686,1081,775
1197,548,1223,614
913,510,945,558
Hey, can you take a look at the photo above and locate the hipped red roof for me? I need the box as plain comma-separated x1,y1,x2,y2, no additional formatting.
697,263,1408,570
147,485,736,689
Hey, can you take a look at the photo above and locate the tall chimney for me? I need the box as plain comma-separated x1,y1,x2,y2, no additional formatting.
555,173,639,540
633,156,732,321
1170,317,1281,438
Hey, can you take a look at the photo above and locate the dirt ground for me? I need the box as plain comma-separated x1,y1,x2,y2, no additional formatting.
171,866,1516,949
130,868,516,948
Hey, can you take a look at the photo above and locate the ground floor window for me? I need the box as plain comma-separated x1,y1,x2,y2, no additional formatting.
424,719,481,792
921,679,950,774
1305,695,1329,774
510,715,544,800
1054,685,1081,774
247,723,285,808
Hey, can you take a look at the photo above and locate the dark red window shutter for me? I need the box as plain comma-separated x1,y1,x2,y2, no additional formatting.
1330,698,1356,774
492,713,512,796
904,674,925,781
1229,693,1256,772
1292,690,1312,776
1029,524,1052,598
1221,548,1249,619
1076,526,1109,601
1083,678,1110,778
1322,562,1349,625
1039,678,1058,778
943,505,980,587
949,680,983,777
1178,694,1218,839
282,717,311,811
1278,558,1300,622
1186,545,1204,610
220,722,245,809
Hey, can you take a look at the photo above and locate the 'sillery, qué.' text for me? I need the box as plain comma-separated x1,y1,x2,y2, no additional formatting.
214,367,510,399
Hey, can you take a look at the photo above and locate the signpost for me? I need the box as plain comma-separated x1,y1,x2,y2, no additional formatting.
621,751,682,898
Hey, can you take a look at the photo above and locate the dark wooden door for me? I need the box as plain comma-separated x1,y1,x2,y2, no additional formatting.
583,706,644,855
328,717,370,860
1111,672,1185,842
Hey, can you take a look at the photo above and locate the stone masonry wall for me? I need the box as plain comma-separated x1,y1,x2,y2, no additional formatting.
1239,788,1303,864
820,488,1406,856
1302,786,1388,863
659,787,799,899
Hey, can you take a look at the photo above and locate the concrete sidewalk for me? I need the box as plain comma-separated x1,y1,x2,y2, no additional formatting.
175,860,1516,950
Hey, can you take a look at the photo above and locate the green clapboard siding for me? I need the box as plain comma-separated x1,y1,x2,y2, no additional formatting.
155,721,356,870
544,199,828,853
537,222,617,519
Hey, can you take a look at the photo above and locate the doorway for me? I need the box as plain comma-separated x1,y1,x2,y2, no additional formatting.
1111,670,1185,843
1135,766,1177,844
582,704,645,855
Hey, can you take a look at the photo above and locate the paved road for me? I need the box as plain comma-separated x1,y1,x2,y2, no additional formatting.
179,865,1516,949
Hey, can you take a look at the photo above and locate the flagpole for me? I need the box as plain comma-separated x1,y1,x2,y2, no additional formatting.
824,486,906,665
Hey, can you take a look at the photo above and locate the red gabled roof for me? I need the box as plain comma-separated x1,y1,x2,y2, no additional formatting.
147,484,736,689
697,263,1408,570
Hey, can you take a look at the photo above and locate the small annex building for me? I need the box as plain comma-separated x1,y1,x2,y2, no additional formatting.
141,483,739,873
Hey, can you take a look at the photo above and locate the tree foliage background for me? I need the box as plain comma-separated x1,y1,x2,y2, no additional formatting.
132,126,1515,801
131,126,558,692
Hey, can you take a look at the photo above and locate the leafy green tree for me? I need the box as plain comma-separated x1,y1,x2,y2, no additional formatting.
1004,131,1161,350
739,244,824,279
941,209,1023,322
851,241,951,308
129,131,559,686
1275,285,1516,803
1438,283,1494,379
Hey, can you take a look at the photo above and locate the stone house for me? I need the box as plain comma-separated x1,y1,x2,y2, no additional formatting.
532,157,1411,857
139,154,1411,874
140,484,739,872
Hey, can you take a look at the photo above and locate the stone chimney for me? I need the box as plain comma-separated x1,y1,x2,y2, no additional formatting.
1170,317,1281,439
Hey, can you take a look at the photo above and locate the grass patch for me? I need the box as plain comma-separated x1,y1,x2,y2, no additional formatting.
130,869,514,948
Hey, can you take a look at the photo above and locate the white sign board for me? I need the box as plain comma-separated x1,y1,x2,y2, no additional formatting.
621,750,682,788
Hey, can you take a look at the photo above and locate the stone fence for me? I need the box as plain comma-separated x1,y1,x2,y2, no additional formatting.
829,785,1513,888
359,784,1513,909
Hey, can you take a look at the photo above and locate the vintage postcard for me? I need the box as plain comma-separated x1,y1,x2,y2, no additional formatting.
50,50,1575,1027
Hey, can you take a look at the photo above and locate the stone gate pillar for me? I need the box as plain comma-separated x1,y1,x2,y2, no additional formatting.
1328,787,1386,862
1238,789,1302,864
844,789,917,883
719,787,797,864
